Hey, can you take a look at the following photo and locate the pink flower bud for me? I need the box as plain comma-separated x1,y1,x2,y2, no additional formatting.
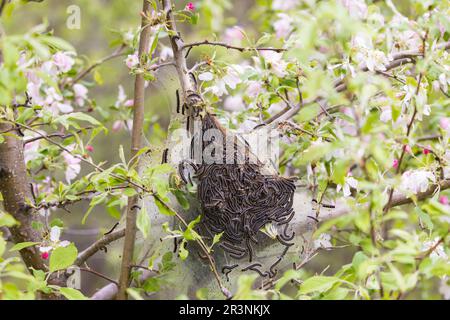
124,99,134,107
112,120,124,132
404,145,412,154
423,147,430,155
185,2,195,11
86,145,94,152
41,252,49,260
439,195,449,205
393,159,399,169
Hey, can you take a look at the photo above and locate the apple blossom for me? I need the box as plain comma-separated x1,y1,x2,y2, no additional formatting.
125,53,139,69
273,14,293,39
112,120,124,132
340,0,368,20
63,145,81,183
245,81,262,98
73,83,88,106
52,52,75,73
272,0,298,11
38,226,71,257
337,176,358,197
400,170,435,194
224,95,245,112
313,233,332,249
260,51,288,77
223,26,244,44
440,118,450,131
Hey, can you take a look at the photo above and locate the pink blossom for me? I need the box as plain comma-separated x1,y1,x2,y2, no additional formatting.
73,83,88,106
404,145,412,154
273,14,293,39
439,195,449,206
86,145,94,152
24,131,41,163
185,2,195,11
52,52,75,73
112,120,124,132
392,158,399,169
223,26,244,44
54,102,74,114
26,82,44,106
245,81,262,98
125,53,139,69
379,107,392,123
41,252,49,260
341,0,368,20
63,145,81,183
440,118,450,131
124,99,134,107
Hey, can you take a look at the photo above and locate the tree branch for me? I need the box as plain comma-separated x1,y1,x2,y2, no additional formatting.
75,228,125,266
182,40,285,54
117,0,153,300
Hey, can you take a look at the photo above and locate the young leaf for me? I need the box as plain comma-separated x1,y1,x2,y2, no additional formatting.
49,243,78,273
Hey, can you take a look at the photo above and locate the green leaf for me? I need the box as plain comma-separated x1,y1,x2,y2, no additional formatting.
179,239,188,260
0,211,17,227
155,197,174,216
0,237,5,256
9,242,39,252
299,276,340,294
49,243,78,273
295,142,334,166
137,204,150,239
93,69,104,85
59,287,88,300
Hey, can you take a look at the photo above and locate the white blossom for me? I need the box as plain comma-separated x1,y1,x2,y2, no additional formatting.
314,233,333,249
52,52,75,73
224,95,245,112
337,176,358,197
260,51,288,77
73,83,88,106
199,72,214,81
273,13,293,39
63,145,81,183
380,107,392,123
39,226,70,254
272,0,298,11
340,0,368,20
400,170,435,195
422,238,448,262
245,81,262,98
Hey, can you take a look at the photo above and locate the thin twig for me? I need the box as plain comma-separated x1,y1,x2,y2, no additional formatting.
75,229,126,266
70,45,127,85
78,267,119,286
182,40,285,53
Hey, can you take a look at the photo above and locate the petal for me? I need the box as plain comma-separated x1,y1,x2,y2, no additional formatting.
59,240,70,247
50,226,61,242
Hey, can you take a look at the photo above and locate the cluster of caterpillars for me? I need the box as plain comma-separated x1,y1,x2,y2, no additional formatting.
176,91,297,279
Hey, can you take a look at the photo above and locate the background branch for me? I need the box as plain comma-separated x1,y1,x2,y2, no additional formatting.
116,0,153,300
